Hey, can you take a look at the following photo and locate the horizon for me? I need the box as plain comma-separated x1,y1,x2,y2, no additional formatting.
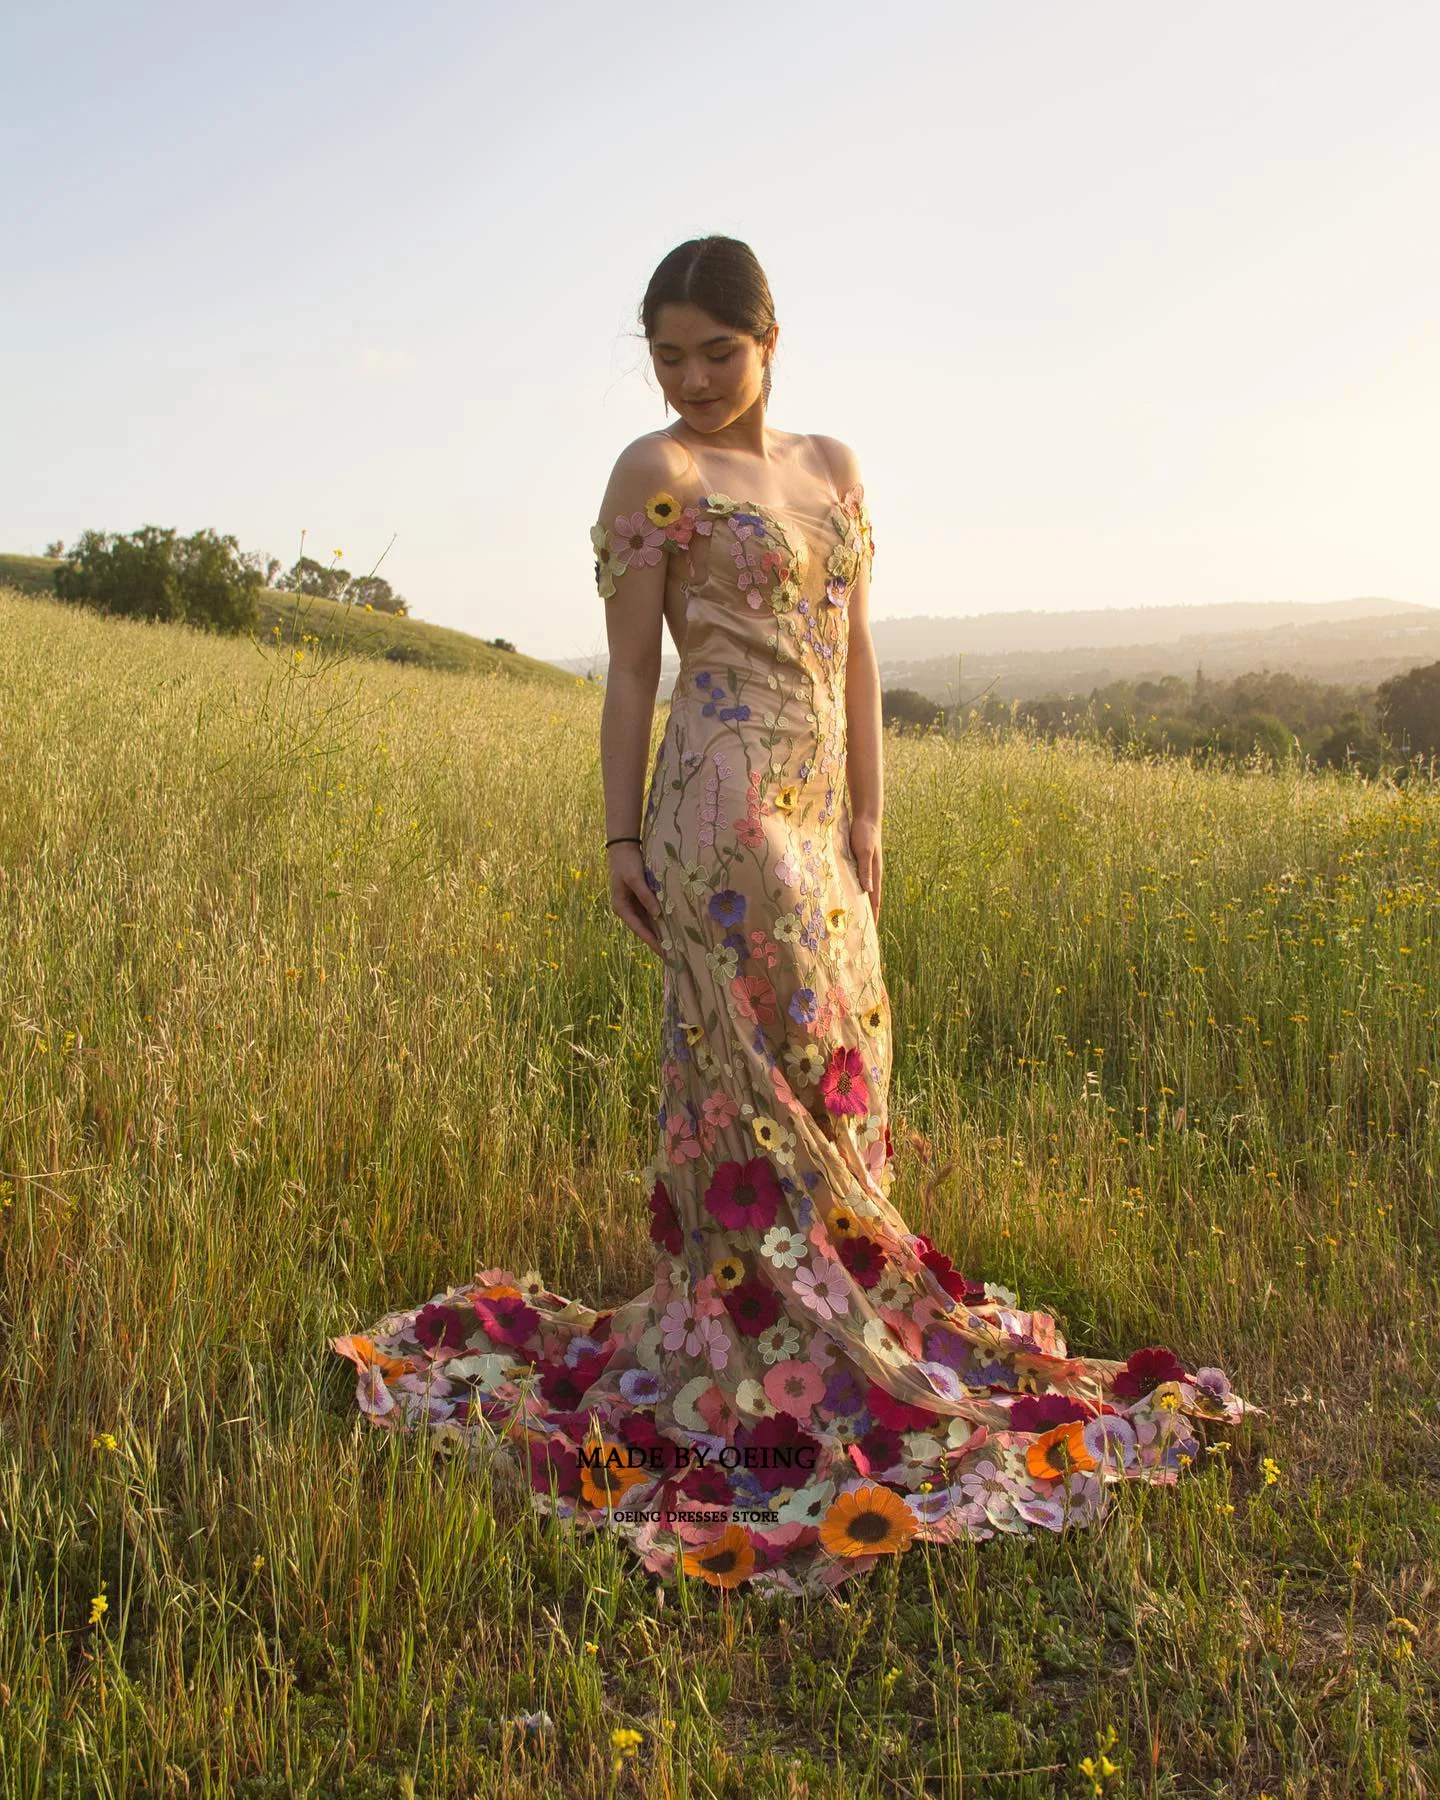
2,1,1436,662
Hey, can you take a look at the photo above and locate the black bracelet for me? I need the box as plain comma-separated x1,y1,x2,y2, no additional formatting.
605,835,642,850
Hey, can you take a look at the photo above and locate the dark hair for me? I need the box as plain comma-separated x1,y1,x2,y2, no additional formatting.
639,236,777,356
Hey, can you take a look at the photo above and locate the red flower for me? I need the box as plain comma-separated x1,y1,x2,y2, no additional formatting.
723,1274,782,1337
1111,1345,1188,1398
738,1414,821,1495
837,1236,886,1288
536,1352,611,1410
855,1426,904,1474
413,1303,473,1352
865,1383,941,1433
649,1179,683,1255
819,1045,870,1117
1007,1394,1096,1433
473,1294,539,1347
884,1122,894,1161
527,1438,582,1499
704,1157,783,1232
619,1413,686,1473
677,1464,731,1505
913,1236,987,1304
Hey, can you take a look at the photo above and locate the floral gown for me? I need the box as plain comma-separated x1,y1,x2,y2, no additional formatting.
332,436,1260,1595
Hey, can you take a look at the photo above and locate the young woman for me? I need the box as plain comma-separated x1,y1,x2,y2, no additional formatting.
333,237,1258,1595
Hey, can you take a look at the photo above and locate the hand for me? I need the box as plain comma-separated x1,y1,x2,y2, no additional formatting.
608,842,663,954
850,814,883,919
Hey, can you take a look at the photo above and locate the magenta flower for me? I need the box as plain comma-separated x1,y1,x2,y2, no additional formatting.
1007,1393,1095,1434
536,1352,610,1410
819,1046,870,1116
413,1303,473,1352
837,1235,886,1288
472,1294,539,1347
913,1235,986,1304
1112,1345,1188,1398
723,1274,783,1336
704,1157,783,1232
865,1383,941,1434
738,1414,821,1495
527,1437,582,1499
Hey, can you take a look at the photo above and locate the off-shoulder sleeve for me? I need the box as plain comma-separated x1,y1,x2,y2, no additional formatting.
591,488,696,600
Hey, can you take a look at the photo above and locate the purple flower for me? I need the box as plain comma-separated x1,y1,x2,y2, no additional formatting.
709,890,747,928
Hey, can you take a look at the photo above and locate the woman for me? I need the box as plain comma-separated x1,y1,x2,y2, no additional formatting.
333,237,1258,1596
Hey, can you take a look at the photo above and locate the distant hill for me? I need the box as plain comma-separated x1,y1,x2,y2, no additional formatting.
0,556,581,687
557,596,1440,699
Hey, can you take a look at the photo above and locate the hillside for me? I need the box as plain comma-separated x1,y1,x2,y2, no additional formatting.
0,556,580,687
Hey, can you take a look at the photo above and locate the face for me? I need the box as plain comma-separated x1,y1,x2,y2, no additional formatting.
650,301,775,432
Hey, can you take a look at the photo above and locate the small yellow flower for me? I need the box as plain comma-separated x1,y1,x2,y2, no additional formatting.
750,1114,782,1150
679,1021,705,1046
826,907,848,935
585,1640,599,1655
92,1432,118,1453
89,1591,108,1626
860,1004,884,1032
610,1727,643,1757
1261,1456,1281,1485
644,491,681,527
711,1255,745,1292
773,784,800,812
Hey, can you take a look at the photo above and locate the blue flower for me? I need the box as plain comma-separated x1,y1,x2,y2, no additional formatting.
694,671,713,690
788,989,817,1025
719,704,751,723
709,889,747,928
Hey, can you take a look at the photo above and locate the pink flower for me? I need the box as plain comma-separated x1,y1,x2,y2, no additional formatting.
704,1157,783,1232
702,1092,740,1130
731,973,779,1027
611,511,666,572
472,1294,539,1347
820,1045,870,1116
763,1358,825,1419
660,1298,696,1354
793,1260,850,1321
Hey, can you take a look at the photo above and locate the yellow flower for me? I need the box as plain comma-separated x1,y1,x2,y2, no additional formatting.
826,907,848,935
773,784,800,812
1261,1456,1281,1485
591,522,620,599
828,1208,858,1238
711,1254,745,1292
819,1485,915,1558
750,1114,782,1150
89,1591,108,1626
92,1432,118,1453
679,1020,705,1046
611,1727,643,1757
644,491,682,527
860,1005,884,1033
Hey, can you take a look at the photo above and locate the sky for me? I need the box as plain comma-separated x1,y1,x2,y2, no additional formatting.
2,0,1436,664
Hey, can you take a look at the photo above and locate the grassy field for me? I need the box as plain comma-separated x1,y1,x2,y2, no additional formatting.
0,557,577,685
0,583,1435,1797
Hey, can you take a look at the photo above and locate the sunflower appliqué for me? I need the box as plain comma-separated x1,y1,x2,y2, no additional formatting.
593,490,714,600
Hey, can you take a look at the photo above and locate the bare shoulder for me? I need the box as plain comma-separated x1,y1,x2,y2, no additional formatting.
805,433,863,494
606,429,694,490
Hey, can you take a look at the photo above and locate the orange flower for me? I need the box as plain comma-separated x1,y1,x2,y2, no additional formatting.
1026,1421,1099,1479
819,1484,916,1558
334,1334,412,1380
478,1284,524,1301
682,1526,756,1588
578,1444,652,1510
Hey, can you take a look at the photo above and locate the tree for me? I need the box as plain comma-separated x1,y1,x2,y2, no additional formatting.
44,540,65,559
54,525,261,633
1376,661,1440,760
276,555,350,601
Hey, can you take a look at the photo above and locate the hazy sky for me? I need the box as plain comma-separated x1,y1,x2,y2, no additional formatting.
3,1,1436,662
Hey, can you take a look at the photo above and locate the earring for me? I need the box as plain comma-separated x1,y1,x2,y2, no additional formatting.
762,361,773,403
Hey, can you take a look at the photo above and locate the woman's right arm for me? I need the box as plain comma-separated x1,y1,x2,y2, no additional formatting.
593,436,688,955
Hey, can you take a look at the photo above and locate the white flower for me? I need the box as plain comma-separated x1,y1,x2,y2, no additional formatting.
773,912,803,943
672,1375,715,1431
894,1432,946,1489
681,861,712,898
761,1225,808,1269
756,1322,801,1365
636,1325,665,1372
774,1479,835,1526
735,1378,776,1417
863,1315,908,1367
871,1267,909,1309
706,944,739,981
784,1042,825,1083
984,1281,1019,1308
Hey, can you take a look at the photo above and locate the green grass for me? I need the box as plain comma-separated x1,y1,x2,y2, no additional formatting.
0,560,578,684
0,584,1435,1797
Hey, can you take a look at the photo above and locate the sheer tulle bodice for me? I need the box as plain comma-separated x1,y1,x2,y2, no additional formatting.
333,434,1258,1595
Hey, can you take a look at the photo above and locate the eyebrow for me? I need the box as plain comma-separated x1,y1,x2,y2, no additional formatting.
652,334,737,350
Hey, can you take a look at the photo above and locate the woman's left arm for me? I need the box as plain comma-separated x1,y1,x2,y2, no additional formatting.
813,435,883,920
